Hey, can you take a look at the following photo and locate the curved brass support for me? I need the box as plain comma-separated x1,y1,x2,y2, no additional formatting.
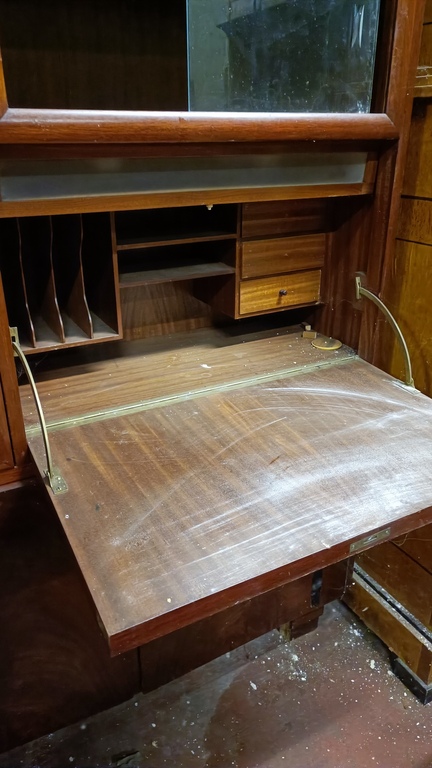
11,336,68,494
355,275,414,388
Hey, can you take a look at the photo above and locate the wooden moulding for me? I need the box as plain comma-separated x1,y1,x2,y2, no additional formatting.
0,110,398,144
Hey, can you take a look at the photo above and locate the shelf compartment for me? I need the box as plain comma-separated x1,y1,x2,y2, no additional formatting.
114,205,238,247
81,213,121,337
120,262,235,288
18,217,65,345
51,214,94,339
0,218,36,348
118,241,236,288
0,213,121,354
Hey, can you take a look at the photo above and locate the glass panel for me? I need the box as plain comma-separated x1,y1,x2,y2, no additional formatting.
0,154,367,202
187,0,381,113
0,0,380,113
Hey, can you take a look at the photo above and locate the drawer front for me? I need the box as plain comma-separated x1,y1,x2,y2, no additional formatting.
239,270,321,315
242,199,329,238
242,233,326,279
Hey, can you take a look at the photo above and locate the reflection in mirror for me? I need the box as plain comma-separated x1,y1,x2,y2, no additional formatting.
188,0,381,113
0,0,380,114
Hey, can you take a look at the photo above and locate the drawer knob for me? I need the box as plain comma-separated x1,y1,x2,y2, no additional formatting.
279,288,288,296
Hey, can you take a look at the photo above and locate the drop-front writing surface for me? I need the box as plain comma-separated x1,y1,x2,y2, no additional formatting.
25,340,432,656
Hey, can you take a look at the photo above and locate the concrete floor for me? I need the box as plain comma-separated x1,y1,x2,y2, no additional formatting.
1,602,431,768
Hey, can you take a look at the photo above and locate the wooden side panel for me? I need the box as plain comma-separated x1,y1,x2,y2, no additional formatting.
402,101,432,199
0,481,140,752
0,379,13,470
398,197,432,244
0,274,27,470
394,523,432,572
425,0,432,23
345,570,432,686
381,239,432,394
415,23,432,96
0,47,7,117
357,542,432,630
314,196,373,350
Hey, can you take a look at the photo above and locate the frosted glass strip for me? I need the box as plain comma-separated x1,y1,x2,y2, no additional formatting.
0,153,367,202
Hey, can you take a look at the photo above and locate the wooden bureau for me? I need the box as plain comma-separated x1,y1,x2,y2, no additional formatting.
0,0,429,749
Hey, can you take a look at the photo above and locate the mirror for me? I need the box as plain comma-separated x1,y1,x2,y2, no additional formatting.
0,0,380,114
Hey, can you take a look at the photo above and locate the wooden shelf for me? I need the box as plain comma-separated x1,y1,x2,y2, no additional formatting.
119,262,235,288
116,232,237,251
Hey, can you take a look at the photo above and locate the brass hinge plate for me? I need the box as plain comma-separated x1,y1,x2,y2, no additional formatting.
350,527,391,554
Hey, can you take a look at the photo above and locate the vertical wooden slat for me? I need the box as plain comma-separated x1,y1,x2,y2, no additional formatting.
51,214,93,338
0,218,35,347
0,47,8,118
0,274,27,467
19,217,64,345
15,219,36,347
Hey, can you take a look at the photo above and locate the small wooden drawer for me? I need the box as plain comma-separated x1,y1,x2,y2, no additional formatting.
241,233,326,279
242,199,329,238
239,270,321,316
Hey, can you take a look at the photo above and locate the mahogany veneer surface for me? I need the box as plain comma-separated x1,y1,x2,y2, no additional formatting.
25,350,432,655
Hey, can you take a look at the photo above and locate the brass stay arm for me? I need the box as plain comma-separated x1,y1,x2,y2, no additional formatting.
10,329,68,494
355,275,414,389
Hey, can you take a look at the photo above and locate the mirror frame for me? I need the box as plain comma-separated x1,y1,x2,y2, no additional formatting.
0,0,422,150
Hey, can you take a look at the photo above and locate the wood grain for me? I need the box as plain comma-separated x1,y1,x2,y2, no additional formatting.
402,101,432,198
25,357,432,655
0,183,374,220
19,328,353,427
345,568,432,686
315,196,373,351
241,234,326,280
415,24,432,96
394,523,432,572
382,239,432,395
360,0,427,365
398,197,432,244
425,0,432,22
0,274,27,469
120,281,213,341
357,542,432,630
238,271,321,316
241,199,330,239
140,562,349,693
0,1,187,112
0,111,398,145
0,481,140,751
0,50,7,118
0,379,14,470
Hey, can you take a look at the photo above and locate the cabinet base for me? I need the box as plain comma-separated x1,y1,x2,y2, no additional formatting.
393,658,432,705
